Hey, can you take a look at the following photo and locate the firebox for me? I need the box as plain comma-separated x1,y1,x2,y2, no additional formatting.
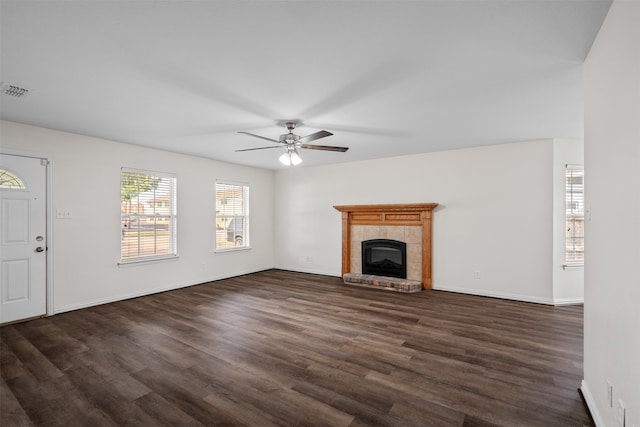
361,239,407,279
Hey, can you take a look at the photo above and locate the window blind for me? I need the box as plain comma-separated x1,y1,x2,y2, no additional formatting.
120,168,177,262
215,181,249,250
565,164,584,266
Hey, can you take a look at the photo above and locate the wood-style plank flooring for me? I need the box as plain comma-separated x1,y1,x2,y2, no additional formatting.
1,269,592,426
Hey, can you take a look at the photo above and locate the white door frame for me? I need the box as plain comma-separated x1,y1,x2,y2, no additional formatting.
1,148,53,317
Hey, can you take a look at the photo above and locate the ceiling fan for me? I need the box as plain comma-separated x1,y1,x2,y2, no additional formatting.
236,121,349,166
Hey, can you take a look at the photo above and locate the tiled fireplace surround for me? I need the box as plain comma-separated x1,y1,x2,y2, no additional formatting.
333,203,438,290
351,225,423,281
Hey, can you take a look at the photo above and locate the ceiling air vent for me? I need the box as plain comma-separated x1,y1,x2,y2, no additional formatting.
1,83,29,98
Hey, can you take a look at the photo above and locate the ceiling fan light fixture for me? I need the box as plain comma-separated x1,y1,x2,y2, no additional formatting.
278,152,290,166
279,147,302,166
290,151,302,165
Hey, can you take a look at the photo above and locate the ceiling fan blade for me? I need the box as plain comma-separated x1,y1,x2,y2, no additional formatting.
299,130,333,143
303,122,408,137
238,131,280,143
300,144,349,152
235,146,282,152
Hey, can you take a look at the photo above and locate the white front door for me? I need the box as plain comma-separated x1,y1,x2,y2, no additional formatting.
0,154,47,323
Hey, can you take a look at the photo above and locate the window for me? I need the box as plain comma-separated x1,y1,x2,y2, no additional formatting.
0,169,26,189
120,168,177,262
215,181,249,250
565,165,584,267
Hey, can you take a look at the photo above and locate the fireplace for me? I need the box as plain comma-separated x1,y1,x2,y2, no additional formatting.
362,239,407,279
333,203,438,290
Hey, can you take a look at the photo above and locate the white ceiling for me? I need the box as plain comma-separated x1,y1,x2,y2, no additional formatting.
0,0,611,170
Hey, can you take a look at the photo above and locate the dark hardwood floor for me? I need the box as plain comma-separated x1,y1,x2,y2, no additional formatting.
1,269,592,426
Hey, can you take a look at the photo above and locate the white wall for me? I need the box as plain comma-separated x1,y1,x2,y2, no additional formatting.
583,0,640,425
1,120,585,313
0,120,275,313
275,139,566,304
552,139,584,304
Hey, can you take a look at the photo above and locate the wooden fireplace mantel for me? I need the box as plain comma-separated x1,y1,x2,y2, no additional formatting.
333,203,438,290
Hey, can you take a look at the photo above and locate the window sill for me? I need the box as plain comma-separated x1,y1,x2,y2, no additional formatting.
563,263,584,271
118,255,179,267
215,246,252,254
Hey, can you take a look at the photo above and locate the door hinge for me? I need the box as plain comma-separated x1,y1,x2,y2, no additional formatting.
40,158,49,166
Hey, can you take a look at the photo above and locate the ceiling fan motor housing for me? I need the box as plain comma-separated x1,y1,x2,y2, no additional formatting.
280,133,300,144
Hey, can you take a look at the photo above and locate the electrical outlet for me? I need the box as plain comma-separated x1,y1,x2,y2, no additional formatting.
617,399,626,427
608,381,613,407
474,270,481,279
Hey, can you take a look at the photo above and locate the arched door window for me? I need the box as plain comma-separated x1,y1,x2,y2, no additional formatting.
0,169,27,189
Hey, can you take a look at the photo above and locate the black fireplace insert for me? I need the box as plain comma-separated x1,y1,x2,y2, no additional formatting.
361,239,407,279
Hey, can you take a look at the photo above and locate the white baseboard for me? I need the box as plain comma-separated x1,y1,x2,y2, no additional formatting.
433,285,584,306
553,297,584,306
432,285,556,305
580,380,604,426
53,267,273,315
273,265,341,278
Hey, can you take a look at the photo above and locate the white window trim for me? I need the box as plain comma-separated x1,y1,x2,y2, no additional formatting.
214,246,252,254
118,254,179,267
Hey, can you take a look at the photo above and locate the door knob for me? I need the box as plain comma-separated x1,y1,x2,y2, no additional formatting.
35,247,44,253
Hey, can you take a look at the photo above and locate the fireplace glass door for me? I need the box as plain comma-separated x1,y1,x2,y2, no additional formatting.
362,239,407,279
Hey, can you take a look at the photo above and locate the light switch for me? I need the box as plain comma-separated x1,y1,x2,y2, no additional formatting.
56,209,72,219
